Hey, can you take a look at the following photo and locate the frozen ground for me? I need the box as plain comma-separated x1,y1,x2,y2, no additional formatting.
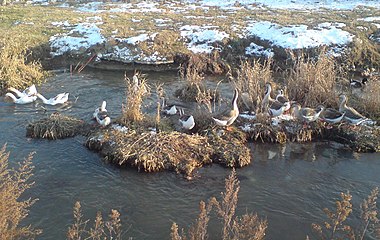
41,0,380,63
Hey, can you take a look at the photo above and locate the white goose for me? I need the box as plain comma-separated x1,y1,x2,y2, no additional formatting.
95,110,111,127
93,101,107,119
94,101,111,126
276,89,291,112
262,83,287,117
179,108,195,130
161,98,179,115
212,88,239,129
8,84,37,98
36,92,69,105
5,92,37,104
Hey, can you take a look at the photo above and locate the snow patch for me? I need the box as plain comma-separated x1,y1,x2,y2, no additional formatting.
245,21,353,49
245,42,274,58
49,22,105,57
180,25,229,53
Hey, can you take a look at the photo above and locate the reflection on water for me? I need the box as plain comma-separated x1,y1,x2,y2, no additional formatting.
1,69,380,240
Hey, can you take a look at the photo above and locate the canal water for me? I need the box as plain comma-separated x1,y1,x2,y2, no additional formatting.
0,69,379,239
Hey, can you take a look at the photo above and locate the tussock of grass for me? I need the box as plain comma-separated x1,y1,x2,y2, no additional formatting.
243,120,323,144
120,72,150,124
349,78,380,121
176,58,220,105
86,128,251,177
0,36,46,92
286,50,339,108
232,59,273,112
26,113,86,139
0,145,41,239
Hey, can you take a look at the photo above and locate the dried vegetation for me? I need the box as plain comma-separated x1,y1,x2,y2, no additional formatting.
311,187,380,240
67,201,122,240
26,112,88,139
86,129,251,177
171,169,267,240
286,50,340,108
0,145,41,239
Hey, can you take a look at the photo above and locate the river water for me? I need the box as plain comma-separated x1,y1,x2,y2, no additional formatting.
1,69,379,240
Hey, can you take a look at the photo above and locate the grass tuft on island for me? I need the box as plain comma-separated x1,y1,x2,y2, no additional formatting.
86,127,251,178
26,113,89,140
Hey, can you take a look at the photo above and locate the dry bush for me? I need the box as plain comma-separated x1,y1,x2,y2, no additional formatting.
176,56,220,105
67,201,122,240
0,37,46,93
26,113,87,139
170,169,267,240
349,79,380,121
232,59,273,112
311,187,380,240
120,72,150,124
0,145,41,239
286,50,339,108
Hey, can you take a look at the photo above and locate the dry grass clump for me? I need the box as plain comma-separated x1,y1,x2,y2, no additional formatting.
0,145,41,239
286,50,339,108
67,201,122,240
86,128,251,177
311,187,380,240
26,113,86,139
244,121,321,144
208,129,251,168
88,130,213,177
120,72,150,124
171,169,267,240
0,36,46,92
176,56,220,104
232,59,273,112
349,78,380,121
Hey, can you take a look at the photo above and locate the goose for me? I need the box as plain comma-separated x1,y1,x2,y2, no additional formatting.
93,101,107,119
350,77,368,89
212,88,239,129
276,89,291,112
262,83,287,117
161,98,179,115
131,73,147,95
8,84,37,98
179,108,195,130
95,110,111,127
36,92,69,105
320,108,345,124
292,103,324,123
339,94,368,125
5,92,37,104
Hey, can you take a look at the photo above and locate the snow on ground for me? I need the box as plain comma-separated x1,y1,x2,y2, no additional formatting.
245,42,274,58
194,0,380,10
49,22,105,57
245,21,353,49
180,25,229,53
45,0,376,60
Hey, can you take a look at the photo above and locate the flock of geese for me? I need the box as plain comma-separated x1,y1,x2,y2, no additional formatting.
4,84,110,127
162,81,370,131
4,76,371,130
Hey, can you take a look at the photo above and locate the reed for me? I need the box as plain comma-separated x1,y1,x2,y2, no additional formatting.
170,169,267,240
232,59,273,113
311,187,380,240
349,78,380,121
0,36,46,93
0,145,41,239
286,50,338,108
67,201,122,240
120,72,150,124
